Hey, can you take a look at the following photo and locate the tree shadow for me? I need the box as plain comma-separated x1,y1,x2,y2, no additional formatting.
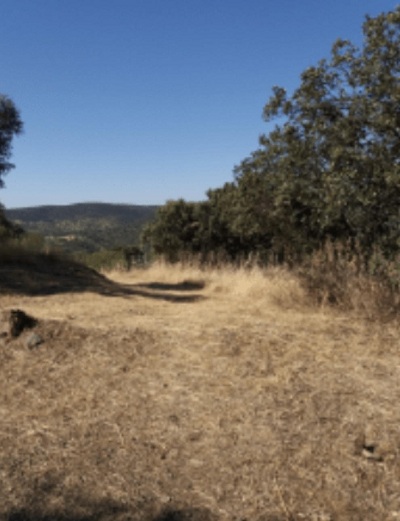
5,497,130,521
6,506,218,521
112,283,205,303
153,507,218,521
135,281,205,292
0,257,205,303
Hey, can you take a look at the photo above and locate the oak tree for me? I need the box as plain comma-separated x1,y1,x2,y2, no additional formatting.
234,7,400,259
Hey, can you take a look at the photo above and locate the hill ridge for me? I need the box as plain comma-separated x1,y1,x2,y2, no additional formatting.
5,202,159,253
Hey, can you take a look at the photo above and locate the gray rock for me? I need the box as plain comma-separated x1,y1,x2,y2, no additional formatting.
25,332,44,349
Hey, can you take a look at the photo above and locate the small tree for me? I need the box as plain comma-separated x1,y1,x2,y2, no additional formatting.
141,199,202,262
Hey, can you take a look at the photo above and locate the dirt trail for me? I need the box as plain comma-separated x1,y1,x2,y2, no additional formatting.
1,267,400,520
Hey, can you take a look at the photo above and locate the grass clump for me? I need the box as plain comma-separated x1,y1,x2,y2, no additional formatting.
298,243,400,321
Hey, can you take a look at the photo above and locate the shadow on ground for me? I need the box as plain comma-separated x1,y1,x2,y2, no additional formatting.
0,256,205,303
136,281,206,292
6,506,219,521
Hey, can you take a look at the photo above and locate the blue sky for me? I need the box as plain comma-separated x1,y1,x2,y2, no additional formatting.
1,0,398,208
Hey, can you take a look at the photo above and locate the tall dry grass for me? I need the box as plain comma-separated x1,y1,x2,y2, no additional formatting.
298,243,400,321
111,251,400,321
108,259,309,312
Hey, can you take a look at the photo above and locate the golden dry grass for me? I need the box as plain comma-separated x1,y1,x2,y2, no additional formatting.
1,261,400,520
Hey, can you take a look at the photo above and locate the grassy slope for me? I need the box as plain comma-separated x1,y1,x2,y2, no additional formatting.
0,262,399,520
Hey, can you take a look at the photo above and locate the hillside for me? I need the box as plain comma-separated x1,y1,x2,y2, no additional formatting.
5,202,158,253
0,260,399,520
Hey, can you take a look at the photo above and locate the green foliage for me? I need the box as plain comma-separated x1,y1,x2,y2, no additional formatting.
0,94,22,188
234,6,400,260
142,200,202,262
144,7,400,269
142,190,269,264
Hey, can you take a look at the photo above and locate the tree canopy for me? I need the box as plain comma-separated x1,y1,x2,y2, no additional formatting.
144,7,400,264
0,94,23,188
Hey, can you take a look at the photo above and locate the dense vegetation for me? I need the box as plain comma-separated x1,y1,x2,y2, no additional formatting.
144,8,400,269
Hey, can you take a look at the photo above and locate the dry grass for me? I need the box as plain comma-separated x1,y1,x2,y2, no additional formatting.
298,244,400,320
1,260,400,520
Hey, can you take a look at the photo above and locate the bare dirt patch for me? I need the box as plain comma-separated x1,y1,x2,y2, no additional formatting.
1,262,399,520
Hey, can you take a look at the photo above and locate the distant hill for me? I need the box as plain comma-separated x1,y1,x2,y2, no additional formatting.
5,202,158,253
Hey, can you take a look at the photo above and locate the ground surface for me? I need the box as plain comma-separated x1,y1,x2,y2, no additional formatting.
0,262,399,520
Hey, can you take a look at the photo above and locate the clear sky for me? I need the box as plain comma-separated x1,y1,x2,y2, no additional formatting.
1,0,398,209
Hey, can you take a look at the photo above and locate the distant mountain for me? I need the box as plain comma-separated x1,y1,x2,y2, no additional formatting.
5,202,159,253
